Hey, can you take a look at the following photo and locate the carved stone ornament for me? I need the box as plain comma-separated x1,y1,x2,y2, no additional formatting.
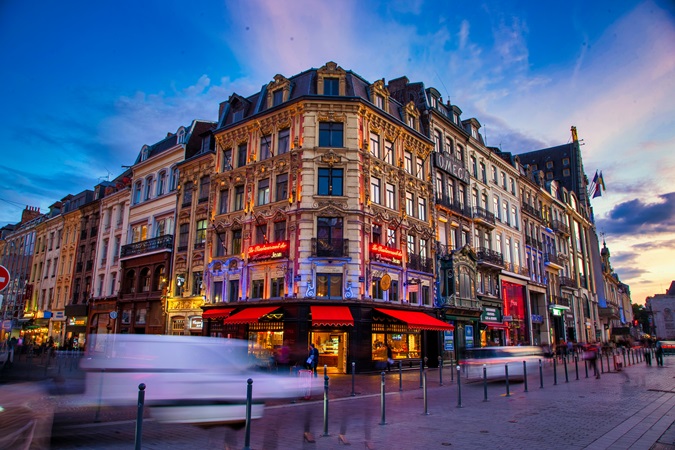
320,150,342,167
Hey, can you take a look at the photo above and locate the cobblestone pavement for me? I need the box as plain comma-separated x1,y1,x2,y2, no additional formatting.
2,353,674,449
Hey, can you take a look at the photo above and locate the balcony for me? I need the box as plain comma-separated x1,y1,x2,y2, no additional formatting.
598,305,620,319
544,252,565,269
435,195,472,217
551,219,570,236
407,254,433,273
311,238,349,258
550,295,571,308
439,295,481,310
560,276,576,289
476,247,504,268
472,206,496,227
503,262,529,277
121,235,174,258
522,203,543,222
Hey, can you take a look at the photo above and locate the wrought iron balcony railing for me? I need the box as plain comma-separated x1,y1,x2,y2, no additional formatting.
311,238,349,257
407,254,433,273
476,247,504,267
121,235,174,258
472,206,496,226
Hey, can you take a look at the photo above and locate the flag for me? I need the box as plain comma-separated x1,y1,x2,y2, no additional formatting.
592,183,602,198
598,171,606,190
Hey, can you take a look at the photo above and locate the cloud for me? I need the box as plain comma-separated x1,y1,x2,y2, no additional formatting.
595,192,675,235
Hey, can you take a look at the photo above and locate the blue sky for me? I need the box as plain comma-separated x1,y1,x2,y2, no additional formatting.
1,0,674,305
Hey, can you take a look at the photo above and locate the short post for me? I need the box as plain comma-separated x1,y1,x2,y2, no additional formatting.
483,365,488,401
380,372,386,425
351,361,356,397
606,352,611,373
553,357,558,385
422,370,429,415
523,361,528,392
398,361,403,392
324,364,328,378
539,359,544,389
419,359,424,388
505,365,511,397
456,365,462,408
584,358,589,378
563,356,569,383
575,356,579,380
600,351,605,373
323,373,329,437
134,383,146,450
623,349,627,367
438,356,443,386
450,358,454,382
243,379,253,450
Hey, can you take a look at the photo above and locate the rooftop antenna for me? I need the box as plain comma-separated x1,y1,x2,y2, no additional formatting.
434,70,451,105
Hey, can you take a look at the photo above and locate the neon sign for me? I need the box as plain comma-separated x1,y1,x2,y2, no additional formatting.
248,240,290,261
370,243,403,266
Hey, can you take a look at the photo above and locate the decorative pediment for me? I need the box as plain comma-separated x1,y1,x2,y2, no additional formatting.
319,150,342,167
266,74,292,108
317,111,347,123
317,61,347,96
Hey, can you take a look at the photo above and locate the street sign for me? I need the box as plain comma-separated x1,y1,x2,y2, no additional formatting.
0,265,10,291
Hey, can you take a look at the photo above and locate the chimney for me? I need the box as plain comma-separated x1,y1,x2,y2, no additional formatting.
21,206,41,224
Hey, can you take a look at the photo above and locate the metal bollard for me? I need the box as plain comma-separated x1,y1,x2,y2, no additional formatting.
575,356,579,380
380,372,386,425
422,370,429,415
584,359,589,378
134,383,146,450
564,356,569,383
553,358,558,385
623,350,627,368
505,365,511,397
244,379,253,450
600,352,605,373
438,356,443,386
523,361,528,392
450,358,454,382
324,364,328,378
456,365,462,408
483,365,488,401
323,373,329,437
539,359,544,389
398,361,403,392
419,359,424,388
606,352,611,372
351,361,356,397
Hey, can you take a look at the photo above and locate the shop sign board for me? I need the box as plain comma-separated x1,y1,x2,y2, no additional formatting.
369,244,403,266
444,330,454,351
248,240,290,262
465,325,474,348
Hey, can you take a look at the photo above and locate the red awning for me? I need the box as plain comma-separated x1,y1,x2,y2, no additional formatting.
374,308,454,331
223,306,280,324
311,306,354,326
482,321,509,330
202,307,236,319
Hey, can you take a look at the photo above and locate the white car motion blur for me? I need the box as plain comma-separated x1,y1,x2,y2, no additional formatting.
459,346,545,381
80,335,307,425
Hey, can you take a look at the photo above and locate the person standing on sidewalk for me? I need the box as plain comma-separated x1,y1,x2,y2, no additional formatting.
655,341,664,367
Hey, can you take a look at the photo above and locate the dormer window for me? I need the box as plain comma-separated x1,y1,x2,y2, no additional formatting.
408,116,415,128
471,127,478,139
324,77,339,96
141,145,149,161
375,95,384,109
177,128,186,144
272,89,283,106
232,109,244,123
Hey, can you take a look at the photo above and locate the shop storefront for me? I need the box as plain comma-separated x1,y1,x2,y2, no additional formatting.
502,280,529,345
309,305,353,374
480,306,508,347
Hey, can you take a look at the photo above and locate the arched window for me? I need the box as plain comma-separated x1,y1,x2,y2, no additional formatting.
140,267,151,292
157,171,167,196
170,167,180,192
153,265,166,291
125,270,136,294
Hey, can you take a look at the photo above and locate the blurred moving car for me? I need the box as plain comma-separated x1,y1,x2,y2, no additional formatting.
80,335,307,425
657,340,675,355
459,346,545,381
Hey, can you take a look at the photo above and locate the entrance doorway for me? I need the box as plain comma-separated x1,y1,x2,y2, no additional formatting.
310,331,348,374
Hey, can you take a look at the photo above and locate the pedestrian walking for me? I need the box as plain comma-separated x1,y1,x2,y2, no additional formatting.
584,344,600,379
307,343,320,377
655,341,664,367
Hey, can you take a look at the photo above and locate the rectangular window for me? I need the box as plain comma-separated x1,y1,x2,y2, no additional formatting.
260,135,271,160
232,229,242,254
222,149,232,171
133,182,142,204
372,279,384,300
384,140,394,165
316,273,342,299
177,223,189,247
404,151,413,174
195,219,208,244
257,178,270,205
370,132,380,158
144,177,153,201
182,182,193,205
390,280,399,302
275,173,288,202
372,224,382,244
192,271,203,296
234,186,245,211
157,172,166,196
324,77,339,96
422,285,430,306
214,232,226,257
277,129,290,155
272,89,283,106
503,201,509,225
387,228,396,246
501,172,507,189
199,176,210,201
274,221,286,241
317,168,343,196
416,157,424,179
319,122,343,147
271,277,284,298
219,189,229,214
471,156,478,177
407,234,415,256
385,183,395,209
237,143,248,167
212,281,223,302
229,279,239,302
251,279,264,299
256,223,267,244
370,177,381,204
406,192,414,217
418,197,427,221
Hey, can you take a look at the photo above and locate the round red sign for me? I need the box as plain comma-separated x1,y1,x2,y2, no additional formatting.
0,265,9,291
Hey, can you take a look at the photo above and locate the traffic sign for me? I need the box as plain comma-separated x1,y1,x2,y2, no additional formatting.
0,265,9,291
